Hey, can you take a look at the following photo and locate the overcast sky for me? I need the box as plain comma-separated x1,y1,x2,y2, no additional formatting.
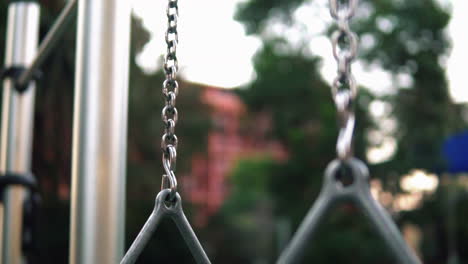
132,0,468,103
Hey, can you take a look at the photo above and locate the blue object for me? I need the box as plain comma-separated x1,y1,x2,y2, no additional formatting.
443,131,468,173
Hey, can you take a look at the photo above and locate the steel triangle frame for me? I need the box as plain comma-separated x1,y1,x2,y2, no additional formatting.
121,189,211,264
277,158,422,264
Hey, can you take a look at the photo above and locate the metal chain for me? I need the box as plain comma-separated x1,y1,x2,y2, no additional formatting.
161,0,179,199
329,0,359,160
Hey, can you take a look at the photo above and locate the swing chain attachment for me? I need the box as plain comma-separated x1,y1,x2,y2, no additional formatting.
329,0,359,160
161,0,180,200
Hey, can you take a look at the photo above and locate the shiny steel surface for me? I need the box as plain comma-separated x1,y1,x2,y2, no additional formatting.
69,0,131,263
161,0,180,199
123,1,211,263
0,3,40,264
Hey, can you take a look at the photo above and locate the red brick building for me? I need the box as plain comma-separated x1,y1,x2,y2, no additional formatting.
182,86,287,226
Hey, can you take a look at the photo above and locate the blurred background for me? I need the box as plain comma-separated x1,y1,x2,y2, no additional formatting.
1,0,468,263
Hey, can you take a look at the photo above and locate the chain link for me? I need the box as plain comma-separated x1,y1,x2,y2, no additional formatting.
329,0,359,160
161,0,179,198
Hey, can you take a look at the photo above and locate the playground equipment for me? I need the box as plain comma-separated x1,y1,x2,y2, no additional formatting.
0,0,421,263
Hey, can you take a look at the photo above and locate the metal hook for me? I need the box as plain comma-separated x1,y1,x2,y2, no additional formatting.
333,90,355,160
161,145,178,199
277,158,421,264
121,190,211,264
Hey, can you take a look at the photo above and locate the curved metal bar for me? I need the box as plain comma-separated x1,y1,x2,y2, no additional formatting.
276,191,334,264
354,185,422,264
120,198,165,264
171,201,211,264
121,189,211,264
277,159,421,264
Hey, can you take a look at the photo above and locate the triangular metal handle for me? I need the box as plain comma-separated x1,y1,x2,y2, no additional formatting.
121,189,211,264
277,158,421,264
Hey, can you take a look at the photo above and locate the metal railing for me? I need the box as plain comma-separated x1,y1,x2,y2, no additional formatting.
1,0,131,263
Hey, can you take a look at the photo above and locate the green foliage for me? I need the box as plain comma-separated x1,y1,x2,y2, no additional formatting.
226,36,379,261
227,157,273,203
238,39,332,144
352,0,463,172
1,0,467,263
235,0,304,35
227,0,468,263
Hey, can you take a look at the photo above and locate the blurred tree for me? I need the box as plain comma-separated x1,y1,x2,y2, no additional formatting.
226,39,379,263
227,0,468,263
1,0,467,263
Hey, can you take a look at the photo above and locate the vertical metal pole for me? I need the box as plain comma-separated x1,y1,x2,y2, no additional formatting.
0,2,40,264
69,0,131,263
